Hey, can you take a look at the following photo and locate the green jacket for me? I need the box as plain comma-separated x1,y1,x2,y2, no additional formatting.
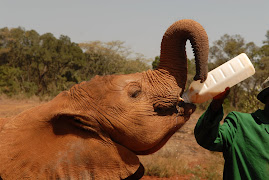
194,105,269,180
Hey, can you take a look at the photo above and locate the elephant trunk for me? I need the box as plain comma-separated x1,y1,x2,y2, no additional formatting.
158,19,209,89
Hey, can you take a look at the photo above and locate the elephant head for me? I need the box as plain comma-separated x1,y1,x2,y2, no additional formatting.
0,19,208,179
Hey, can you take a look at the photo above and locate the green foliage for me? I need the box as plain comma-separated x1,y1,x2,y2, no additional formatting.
152,56,160,70
79,41,150,80
0,28,150,97
0,66,22,95
0,28,85,96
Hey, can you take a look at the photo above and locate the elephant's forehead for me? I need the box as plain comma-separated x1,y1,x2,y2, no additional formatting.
104,73,143,89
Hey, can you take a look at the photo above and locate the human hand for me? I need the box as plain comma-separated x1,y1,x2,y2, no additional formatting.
213,87,230,101
211,87,230,112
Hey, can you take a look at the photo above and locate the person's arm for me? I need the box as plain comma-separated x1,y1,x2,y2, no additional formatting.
194,88,230,151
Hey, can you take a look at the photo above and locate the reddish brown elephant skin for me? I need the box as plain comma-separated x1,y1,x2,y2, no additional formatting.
0,19,208,180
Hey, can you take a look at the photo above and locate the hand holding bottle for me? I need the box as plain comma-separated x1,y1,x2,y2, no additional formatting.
211,87,230,112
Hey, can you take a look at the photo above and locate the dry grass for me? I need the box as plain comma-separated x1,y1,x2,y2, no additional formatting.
0,96,224,179
0,95,46,118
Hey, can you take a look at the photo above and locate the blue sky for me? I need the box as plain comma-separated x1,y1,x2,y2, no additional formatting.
1,0,269,60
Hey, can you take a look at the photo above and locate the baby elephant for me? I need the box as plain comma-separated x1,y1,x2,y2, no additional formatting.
0,19,208,180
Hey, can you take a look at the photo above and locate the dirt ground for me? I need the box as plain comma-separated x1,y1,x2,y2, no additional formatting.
0,96,44,118
0,96,224,179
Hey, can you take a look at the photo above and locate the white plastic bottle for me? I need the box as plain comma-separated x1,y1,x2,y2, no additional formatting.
182,53,255,103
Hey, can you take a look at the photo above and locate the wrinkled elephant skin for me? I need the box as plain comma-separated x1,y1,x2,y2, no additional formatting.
0,19,208,180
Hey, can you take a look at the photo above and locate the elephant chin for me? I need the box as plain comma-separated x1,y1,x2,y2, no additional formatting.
135,128,178,155
135,102,196,155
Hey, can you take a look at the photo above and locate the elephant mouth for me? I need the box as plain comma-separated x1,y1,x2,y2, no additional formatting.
136,102,196,155
154,98,195,117
154,105,179,116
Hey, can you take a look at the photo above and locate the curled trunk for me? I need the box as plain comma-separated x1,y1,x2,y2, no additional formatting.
158,19,209,89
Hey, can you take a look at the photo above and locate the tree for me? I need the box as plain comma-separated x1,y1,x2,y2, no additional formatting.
0,27,85,96
0,29,150,97
79,41,150,79
152,56,160,70
263,30,269,45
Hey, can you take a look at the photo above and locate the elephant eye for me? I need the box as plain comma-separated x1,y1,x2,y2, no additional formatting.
128,84,142,98
130,90,141,98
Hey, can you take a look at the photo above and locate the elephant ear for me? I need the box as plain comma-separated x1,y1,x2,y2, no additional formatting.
0,92,142,179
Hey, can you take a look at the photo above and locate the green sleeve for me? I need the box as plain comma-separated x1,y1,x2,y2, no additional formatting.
194,105,239,152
